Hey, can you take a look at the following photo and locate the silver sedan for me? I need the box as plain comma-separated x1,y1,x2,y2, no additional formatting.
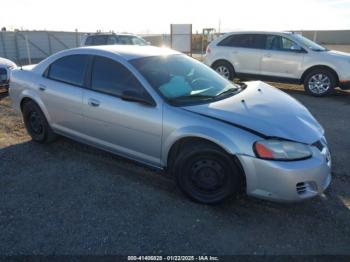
9,45,331,204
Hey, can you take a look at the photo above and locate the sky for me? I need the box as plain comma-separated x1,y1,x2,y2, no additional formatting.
1,0,350,34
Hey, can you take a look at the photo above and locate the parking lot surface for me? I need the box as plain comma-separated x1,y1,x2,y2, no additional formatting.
0,84,349,255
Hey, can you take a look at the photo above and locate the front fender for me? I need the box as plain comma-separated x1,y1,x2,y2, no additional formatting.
161,125,240,167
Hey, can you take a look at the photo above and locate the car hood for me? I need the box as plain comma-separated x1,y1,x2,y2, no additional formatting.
325,50,350,59
0,57,16,68
183,81,324,144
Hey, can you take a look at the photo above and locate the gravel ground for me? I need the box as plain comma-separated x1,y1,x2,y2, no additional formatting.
0,84,349,255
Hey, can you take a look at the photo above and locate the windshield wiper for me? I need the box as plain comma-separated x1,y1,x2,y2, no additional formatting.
217,87,240,97
168,94,215,102
311,48,328,52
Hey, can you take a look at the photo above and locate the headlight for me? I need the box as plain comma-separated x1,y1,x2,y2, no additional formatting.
253,139,312,161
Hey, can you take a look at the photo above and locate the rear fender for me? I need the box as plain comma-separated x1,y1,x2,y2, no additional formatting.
19,89,52,123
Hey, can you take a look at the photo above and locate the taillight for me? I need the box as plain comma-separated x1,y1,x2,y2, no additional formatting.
206,47,211,54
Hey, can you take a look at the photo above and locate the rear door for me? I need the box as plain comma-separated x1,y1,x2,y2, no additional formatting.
260,34,305,79
81,55,163,166
217,34,265,74
40,54,90,134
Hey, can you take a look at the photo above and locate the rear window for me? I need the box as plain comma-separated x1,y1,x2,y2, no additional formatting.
47,55,90,86
218,34,266,49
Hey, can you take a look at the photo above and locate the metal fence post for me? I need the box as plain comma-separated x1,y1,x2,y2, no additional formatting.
313,31,318,43
25,34,32,64
0,31,8,58
75,29,79,47
14,31,20,65
47,31,52,55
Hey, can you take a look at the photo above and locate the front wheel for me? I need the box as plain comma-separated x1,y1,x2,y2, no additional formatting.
173,143,242,204
303,69,336,96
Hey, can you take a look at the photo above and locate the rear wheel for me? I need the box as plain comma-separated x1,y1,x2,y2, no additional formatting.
212,61,235,80
173,143,242,204
22,100,56,143
303,69,336,96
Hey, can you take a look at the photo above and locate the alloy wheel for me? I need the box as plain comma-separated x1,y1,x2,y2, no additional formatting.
308,73,331,94
215,66,230,79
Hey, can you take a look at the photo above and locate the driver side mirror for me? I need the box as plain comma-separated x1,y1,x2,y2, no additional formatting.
290,44,307,53
120,89,156,107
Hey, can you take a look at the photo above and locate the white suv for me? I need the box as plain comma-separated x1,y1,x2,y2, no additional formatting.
204,31,350,96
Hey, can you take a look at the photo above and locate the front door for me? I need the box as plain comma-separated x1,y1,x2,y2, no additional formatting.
260,35,305,79
81,55,163,167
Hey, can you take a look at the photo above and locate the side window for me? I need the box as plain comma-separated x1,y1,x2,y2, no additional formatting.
266,35,279,50
281,37,295,50
91,35,107,45
266,35,299,51
218,34,265,49
107,36,117,44
91,56,145,97
218,34,242,46
47,55,89,86
251,34,266,49
118,36,132,45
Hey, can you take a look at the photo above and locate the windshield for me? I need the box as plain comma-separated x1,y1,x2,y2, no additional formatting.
293,34,327,51
118,35,147,46
132,36,147,45
130,55,241,105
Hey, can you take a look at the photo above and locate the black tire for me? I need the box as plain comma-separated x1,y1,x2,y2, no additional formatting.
303,69,336,97
212,61,235,80
22,100,57,143
173,143,242,204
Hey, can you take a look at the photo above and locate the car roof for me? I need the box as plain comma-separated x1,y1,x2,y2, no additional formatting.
84,45,180,60
223,31,294,36
69,45,182,61
86,33,139,37
33,45,182,73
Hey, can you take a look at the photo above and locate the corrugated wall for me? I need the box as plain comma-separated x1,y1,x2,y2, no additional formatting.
301,30,350,45
0,31,85,65
1,30,350,65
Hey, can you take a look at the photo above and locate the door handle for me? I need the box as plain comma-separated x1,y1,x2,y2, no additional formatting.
265,53,272,58
88,98,100,107
38,84,46,91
